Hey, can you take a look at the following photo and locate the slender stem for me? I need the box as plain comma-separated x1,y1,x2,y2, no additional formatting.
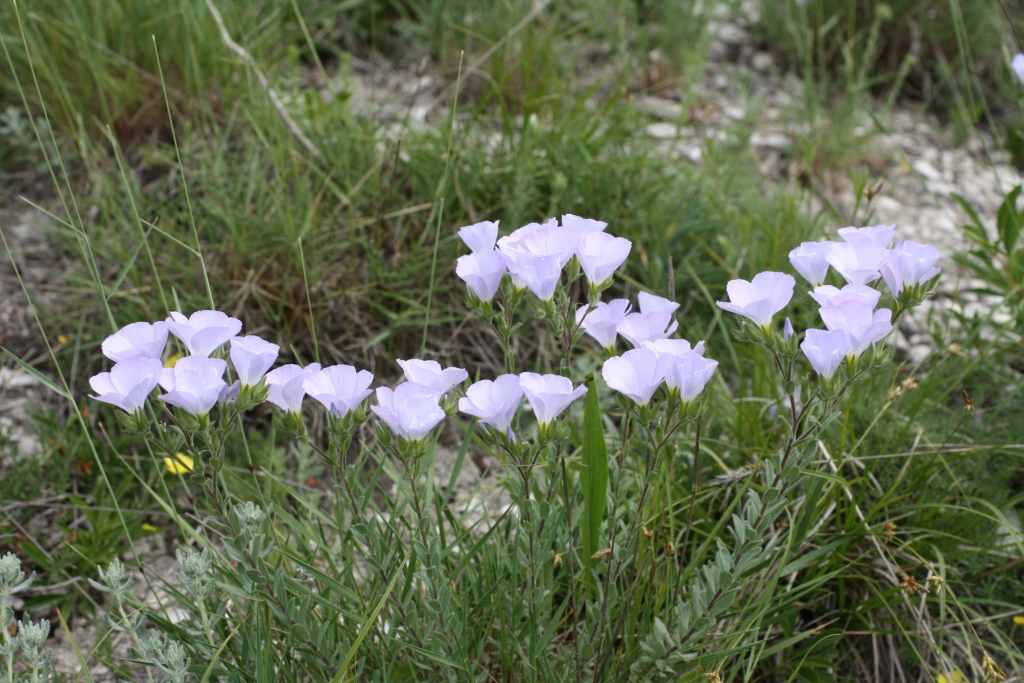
3,594,12,683
679,416,702,592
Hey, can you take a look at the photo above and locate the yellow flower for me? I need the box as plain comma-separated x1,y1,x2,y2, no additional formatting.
937,671,965,683
164,353,182,368
57,335,69,344
163,453,194,475
141,524,159,534
1014,615,1024,626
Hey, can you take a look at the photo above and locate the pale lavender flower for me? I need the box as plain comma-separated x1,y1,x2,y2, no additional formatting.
808,284,881,309
229,336,279,387
518,372,587,426
456,250,507,302
397,359,468,397
666,352,718,403
158,356,228,417
616,312,678,348
788,241,832,286
561,214,607,234
577,299,631,351
601,348,672,406
879,240,941,296
265,363,321,413
642,337,706,358
800,329,850,379
166,311,243,357
458,220,499,253
819,301,893,358
715,271,795,328
783,318,794,341
218,380,240,406
637,291,680,315
101,321,168,363
89,358,163,414
838,224,896,248
504,254,564,301
458,375,523,434
498,221,577,269
1012,54,1024,85
371,382,446,441
576,232,632,286
303,365,375,418
825,242,890,285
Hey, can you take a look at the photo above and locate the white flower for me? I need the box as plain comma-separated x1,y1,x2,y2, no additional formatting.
101,321,168,363
601,348,672,406
396,359,468,397
819,301,893,358
637,291,679,315
666,352,718,403
642,337,706,358
89,358,163,414
1012,54,1024,85
577,299,631,350
879,240,941,296
303,364,375,418
616,311,678,348
800,329,850,379
715,271,795,328
825,242,890,285
788,241,832,286
504,254,564,301
576,232,631,286
808,283,881,309
458,375,522,434
229,336,279,387
518,372,587,426
165,310,243,357
561,214,607,234
837,224,896,248
157,356,228,417
458,220,499,253
371,382,446,441
265,363,321,413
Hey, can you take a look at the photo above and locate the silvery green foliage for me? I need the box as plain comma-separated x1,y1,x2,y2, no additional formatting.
152,640,190,683
175,547,214,600
233,501,268,533
88,558,131,608
0,554,29,597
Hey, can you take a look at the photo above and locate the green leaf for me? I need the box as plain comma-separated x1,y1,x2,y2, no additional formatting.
2,348,70,400
997,185,1022,254
580,373,608,584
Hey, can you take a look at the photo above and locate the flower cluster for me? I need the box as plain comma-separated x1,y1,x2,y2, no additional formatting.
716,224,940,380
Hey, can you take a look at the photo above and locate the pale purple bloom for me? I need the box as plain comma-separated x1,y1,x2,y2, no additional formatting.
783,318,794,341
166,311,243,357
458,221,499,253
303,365,375,418
819,301,893,358
838,224,896,248
616,312,678,348
89,358,163,413
218,380,240,406
498,221,577,270
1014,54,1024,85
158,356,228,417
577,300,631,350
642,337,706,358
456,250,507,302
666,352,718,403
458,375,523,433
879,240,941,296
265,363,321,413
518,372,587,426
561,214,607,234
397,359,468,397
825,242,890,285
601,348,672,406
715,271,795,328
800,329,850,379
808,284,882,309
101,321,168,363
788,241,832,286
576,232,632,286
504,254,564,301
637,291,680,315
371,382,446,441
229,336,279,387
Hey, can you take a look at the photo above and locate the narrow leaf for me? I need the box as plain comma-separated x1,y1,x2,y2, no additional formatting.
580,373,608,583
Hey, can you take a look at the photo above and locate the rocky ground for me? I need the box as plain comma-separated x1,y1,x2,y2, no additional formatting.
2,6,1021,679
